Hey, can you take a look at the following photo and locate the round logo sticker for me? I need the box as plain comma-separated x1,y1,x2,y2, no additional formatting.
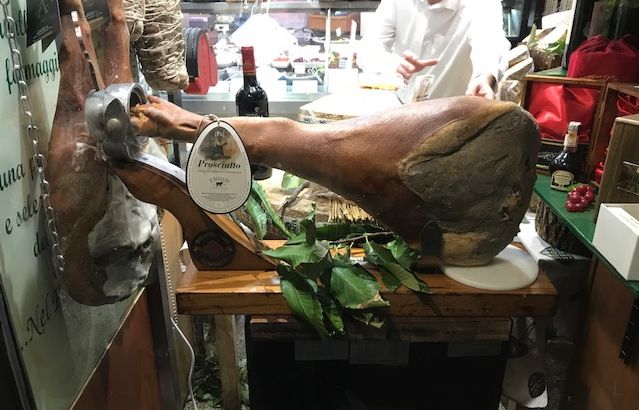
186,121,251,213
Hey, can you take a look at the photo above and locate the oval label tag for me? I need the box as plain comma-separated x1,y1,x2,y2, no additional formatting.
186,121,251,213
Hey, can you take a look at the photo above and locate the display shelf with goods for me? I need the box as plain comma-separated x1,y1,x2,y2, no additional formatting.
181,1,381,117
537,171,639,410
521,73,608,177
534,174,639,295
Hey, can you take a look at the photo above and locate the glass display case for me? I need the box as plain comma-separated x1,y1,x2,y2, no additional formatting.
181,1,380,117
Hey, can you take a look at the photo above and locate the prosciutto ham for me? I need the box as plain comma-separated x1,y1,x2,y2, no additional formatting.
132,95,540,266
48,0,159,305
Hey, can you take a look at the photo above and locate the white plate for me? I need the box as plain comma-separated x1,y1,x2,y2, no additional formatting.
442,245,539,291
283,73,316,81
271,60,290,69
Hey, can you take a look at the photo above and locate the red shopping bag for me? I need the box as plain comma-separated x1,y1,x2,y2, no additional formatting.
568,35,639,81
526,82,599,143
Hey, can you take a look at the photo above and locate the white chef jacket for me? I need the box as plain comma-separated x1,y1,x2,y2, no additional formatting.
358,0,510,100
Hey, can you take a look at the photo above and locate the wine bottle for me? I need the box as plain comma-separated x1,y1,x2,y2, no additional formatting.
550,121,582,191
236,46,272,180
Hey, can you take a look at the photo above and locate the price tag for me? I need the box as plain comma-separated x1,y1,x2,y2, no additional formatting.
186,120,252,214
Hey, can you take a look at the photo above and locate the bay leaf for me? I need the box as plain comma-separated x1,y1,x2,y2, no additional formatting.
277,265,328,339
330,265,389,309
244,196,267,239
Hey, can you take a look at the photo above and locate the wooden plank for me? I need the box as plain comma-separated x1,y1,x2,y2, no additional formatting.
111,159,274,271
561,259,639,410
215,315,241,410
176,263,557,317
160,211,194,400
73,291,162,410
248,315,512,342
608,83,639,97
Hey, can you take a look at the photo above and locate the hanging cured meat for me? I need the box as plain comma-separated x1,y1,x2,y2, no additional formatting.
132,96,540,266
47,0,159,305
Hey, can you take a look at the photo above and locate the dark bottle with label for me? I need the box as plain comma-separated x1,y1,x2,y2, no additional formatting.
550,121,582,191
236,46,272,180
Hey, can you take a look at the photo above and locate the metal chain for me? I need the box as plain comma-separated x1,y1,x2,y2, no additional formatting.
1,0,65,273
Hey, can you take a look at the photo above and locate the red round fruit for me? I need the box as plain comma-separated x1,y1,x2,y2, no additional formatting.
575,185,589,196
568,194,582,204
568,190,582,200
580,197,590,208
566,202,579,212
584,190,595,202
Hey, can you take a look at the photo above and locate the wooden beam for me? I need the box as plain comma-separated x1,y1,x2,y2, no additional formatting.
215,315,241,410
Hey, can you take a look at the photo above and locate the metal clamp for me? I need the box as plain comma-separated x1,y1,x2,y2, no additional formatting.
85,83,149,160
72,10,147,160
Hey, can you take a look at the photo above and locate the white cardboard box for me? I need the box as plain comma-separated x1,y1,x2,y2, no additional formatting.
593,203,639,280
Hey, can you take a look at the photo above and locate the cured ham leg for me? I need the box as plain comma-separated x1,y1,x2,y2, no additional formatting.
48,0,158,305
47,2,109,305
132,96,540,266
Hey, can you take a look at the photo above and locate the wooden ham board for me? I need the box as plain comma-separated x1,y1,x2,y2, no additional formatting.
175,244,557,318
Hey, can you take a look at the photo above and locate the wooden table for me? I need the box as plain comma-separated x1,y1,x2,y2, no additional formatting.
176,254,557,410
177,263,556,318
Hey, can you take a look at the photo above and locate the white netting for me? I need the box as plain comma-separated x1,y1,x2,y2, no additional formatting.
133,0,188,91
124,0,145,42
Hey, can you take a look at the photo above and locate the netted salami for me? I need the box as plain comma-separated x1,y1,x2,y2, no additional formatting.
133,0,188,91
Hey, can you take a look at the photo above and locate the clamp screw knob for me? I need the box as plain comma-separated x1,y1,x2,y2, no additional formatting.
105,117,123,135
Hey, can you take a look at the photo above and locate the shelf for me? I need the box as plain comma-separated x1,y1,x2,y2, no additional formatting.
534,175,639,294
534,175,597,245
182,91,320,118
181,1,380,14
175,262,557,317
608,82,639,98
534,67,567,77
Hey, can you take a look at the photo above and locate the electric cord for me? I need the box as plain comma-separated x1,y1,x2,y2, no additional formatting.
170,317,198,410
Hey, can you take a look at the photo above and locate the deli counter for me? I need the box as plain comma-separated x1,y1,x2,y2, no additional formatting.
179,0,538,118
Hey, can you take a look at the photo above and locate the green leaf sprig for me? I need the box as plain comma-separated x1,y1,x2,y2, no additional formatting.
247,180,291,239
248,182,431,337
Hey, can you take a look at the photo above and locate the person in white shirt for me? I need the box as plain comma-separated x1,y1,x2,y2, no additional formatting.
358,0,510,101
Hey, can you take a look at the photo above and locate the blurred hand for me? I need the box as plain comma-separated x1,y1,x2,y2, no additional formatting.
396,51,438,84
131,95,203,141
465,73,497,99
